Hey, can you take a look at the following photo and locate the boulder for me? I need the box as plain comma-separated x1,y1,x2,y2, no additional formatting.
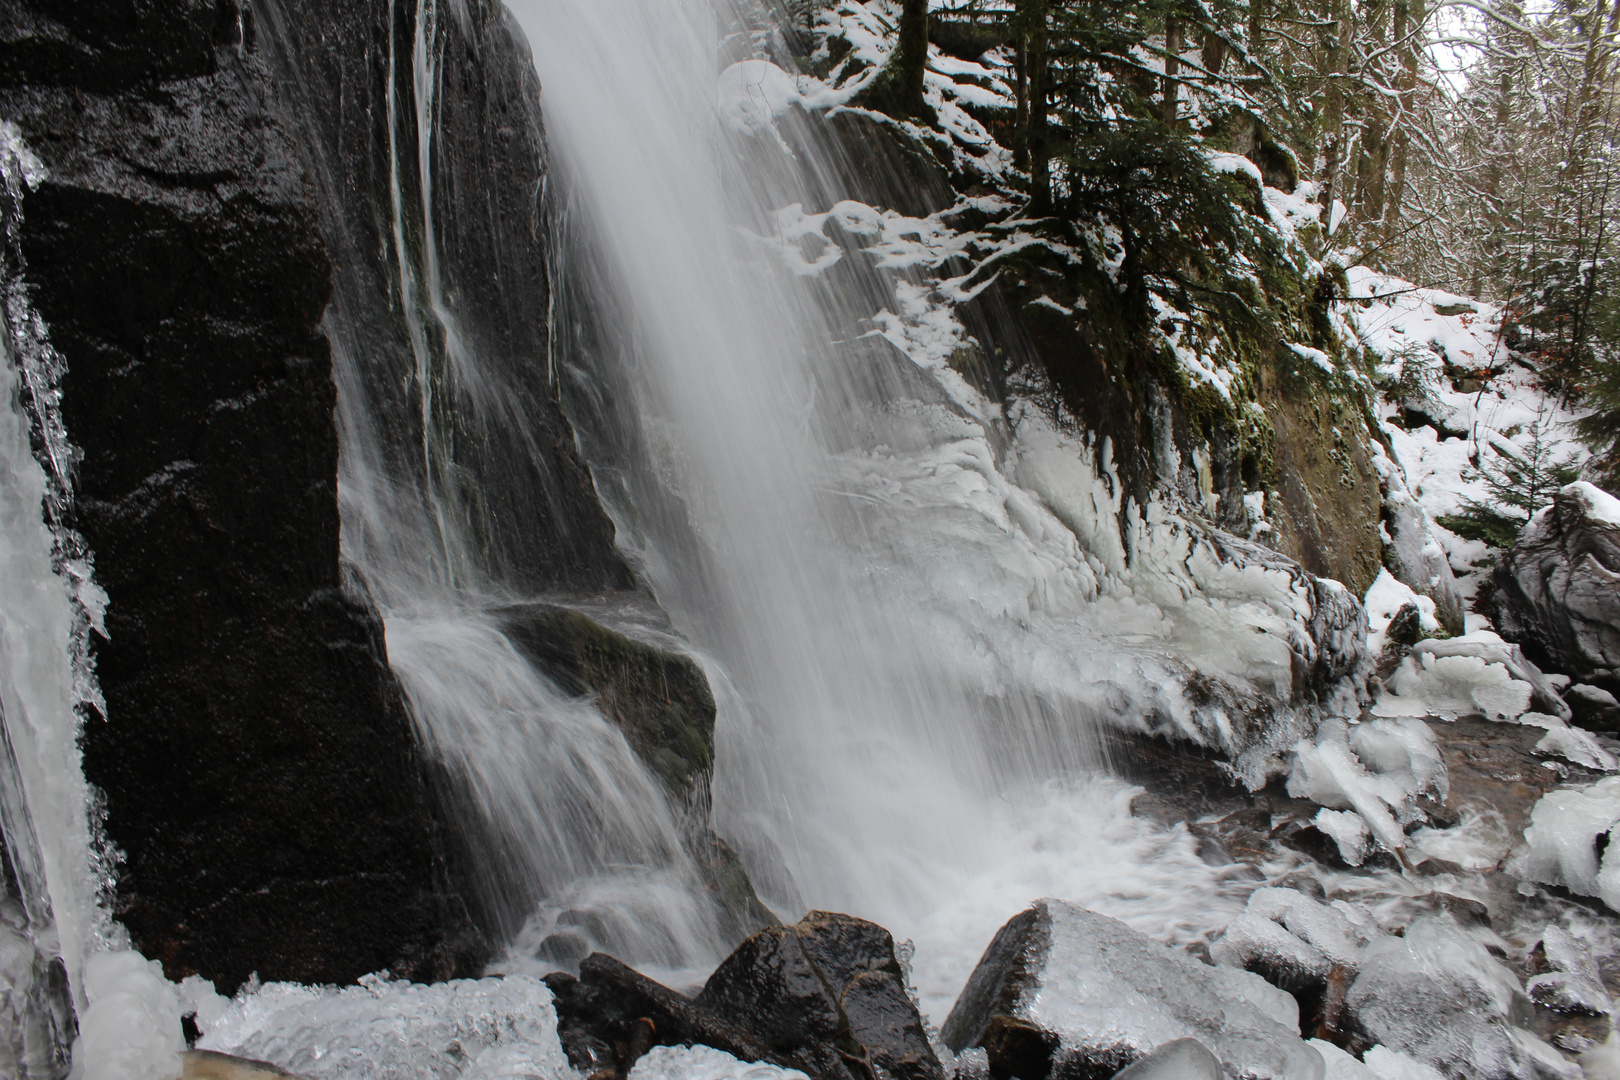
1493,482,1620,692
698,912,944,1080
942,900,1324,1080
0,0,482,988
1567,684,1620,733
183,1049,306,1079
547,954,772,1079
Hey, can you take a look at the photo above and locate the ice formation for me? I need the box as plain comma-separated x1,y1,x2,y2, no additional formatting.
195,973,570,1080
1345,917,1570,1079
66,951,183,1080
1517,777,1620,911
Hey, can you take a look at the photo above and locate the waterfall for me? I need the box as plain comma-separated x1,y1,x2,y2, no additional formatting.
510,0,1252,1009
310,0,733,969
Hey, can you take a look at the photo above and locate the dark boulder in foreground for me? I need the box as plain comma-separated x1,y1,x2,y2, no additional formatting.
1493,482,1620,694
549,911,942,1080
942,900,1323,1080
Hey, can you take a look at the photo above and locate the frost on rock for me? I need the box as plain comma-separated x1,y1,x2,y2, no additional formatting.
194,974,571,1080
942,900,1325,1080
1310,1040,1378,1080
628,1045,810,1080
1344,917,1569,1080
1515,776,1620,912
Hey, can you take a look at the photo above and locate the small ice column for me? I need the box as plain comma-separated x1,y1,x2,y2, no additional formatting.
0,122,109,1020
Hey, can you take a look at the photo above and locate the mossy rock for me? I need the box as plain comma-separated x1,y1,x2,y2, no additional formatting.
499,603,716,811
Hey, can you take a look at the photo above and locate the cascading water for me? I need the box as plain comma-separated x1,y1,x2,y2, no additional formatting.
299,0,735,969
513,0,1268,1010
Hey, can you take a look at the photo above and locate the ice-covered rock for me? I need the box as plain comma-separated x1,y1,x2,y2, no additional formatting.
1309,1041,1379,1080
1526,925,1612,1016
194,973,571,1080
1344,916,1565,1079
1493,482,1620,691
1379,469,1465,636
1211,888,1367,995
1515,775,1620,911
942,900,1325,1080
1359,1046,1444,1080
1110,1038,1223,1080
1372,632,1571,722
1533,725,1618,772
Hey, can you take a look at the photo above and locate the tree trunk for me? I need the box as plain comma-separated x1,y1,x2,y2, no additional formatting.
890,0,930,118
1028,0,1053,213
1163,17,1183,126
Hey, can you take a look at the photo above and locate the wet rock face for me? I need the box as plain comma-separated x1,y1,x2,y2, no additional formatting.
251,0,632,595
1493,483,1620,693
0,2,480,988
943,900,1323,1080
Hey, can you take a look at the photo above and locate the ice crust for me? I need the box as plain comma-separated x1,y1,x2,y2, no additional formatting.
1027,900,1326,1080
1286,718,1441,858
195,973,571,1080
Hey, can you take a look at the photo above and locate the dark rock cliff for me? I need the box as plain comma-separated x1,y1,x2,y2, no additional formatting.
0,1,482,989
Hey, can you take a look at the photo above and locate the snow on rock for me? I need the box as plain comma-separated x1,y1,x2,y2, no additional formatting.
1364,570,1441,659
1375,458,1465,635
1516,776,1620,912
1345,916,1572,1080
629,1045,809,1080
69,950,184,1080
941,900,1326,1080
1493,483,1620,690
193,973,570,1080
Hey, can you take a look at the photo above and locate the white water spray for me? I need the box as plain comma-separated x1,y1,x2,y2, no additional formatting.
511,0,1280,1004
